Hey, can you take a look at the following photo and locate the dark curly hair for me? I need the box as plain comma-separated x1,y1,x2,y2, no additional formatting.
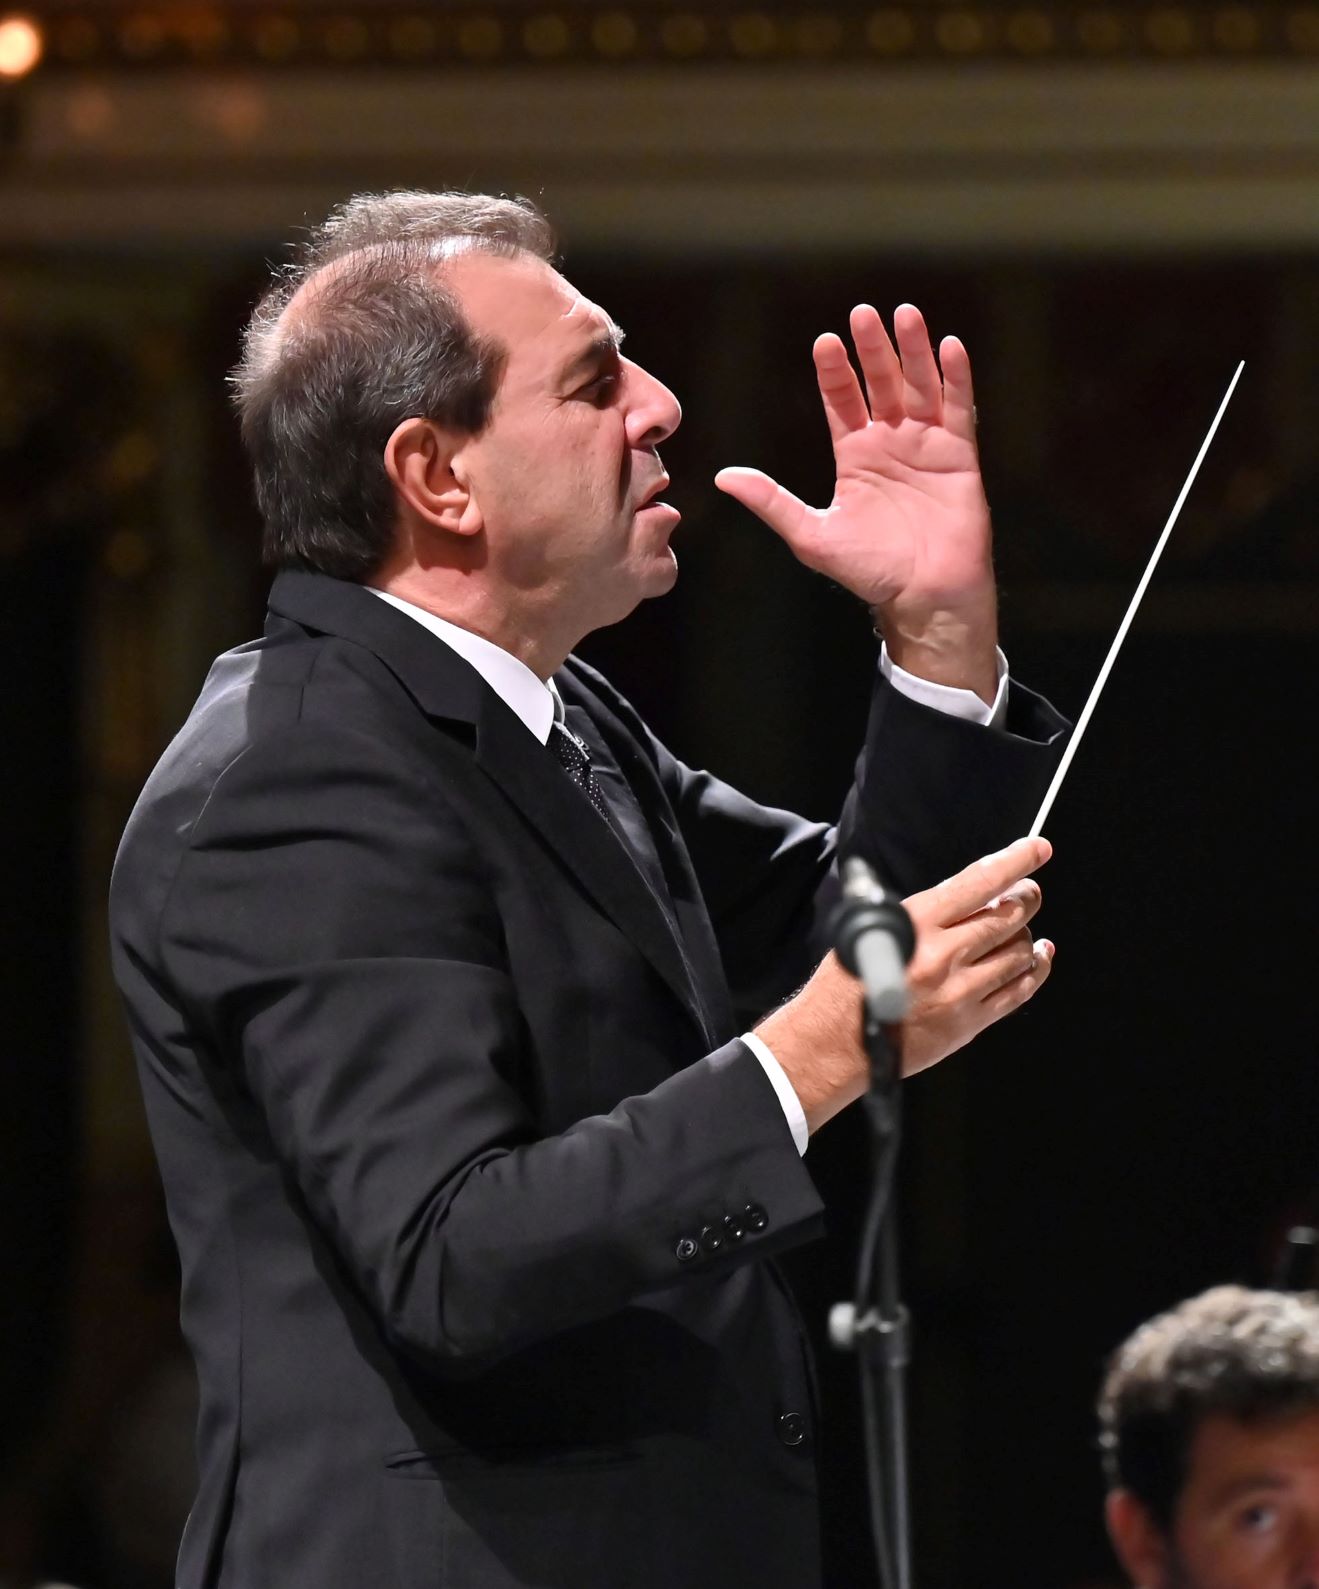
1098,1285,1319,1529
230,190,556,580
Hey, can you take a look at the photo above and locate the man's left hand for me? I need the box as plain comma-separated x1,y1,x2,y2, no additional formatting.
715,304,998,703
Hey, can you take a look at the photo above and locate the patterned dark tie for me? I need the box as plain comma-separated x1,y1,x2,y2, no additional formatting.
550,721,611,822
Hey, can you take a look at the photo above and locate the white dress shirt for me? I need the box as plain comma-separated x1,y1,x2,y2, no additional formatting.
369,586,1008,1154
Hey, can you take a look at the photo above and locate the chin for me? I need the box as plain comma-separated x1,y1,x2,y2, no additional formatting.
646,548,679,593
589,557,679,633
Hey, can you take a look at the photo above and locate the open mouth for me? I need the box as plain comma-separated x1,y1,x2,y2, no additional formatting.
636,476,671,511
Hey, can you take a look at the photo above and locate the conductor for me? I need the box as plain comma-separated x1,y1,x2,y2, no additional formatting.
110,190,1067,1589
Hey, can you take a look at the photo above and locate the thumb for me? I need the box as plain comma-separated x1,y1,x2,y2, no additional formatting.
714,467,812,547
912,836,1053,928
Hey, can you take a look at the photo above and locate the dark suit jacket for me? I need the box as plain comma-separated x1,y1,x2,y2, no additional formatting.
109,570,1067,1588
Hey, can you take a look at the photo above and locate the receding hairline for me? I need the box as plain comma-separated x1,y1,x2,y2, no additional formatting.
437,248,628,374
267,232,544,361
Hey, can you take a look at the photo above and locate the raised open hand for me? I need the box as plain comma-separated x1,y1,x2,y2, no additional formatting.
715,304,998,698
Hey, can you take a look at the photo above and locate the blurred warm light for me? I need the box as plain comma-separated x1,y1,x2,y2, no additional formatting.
119,11,165,58
1287,6,1319,50
935,8,988,51
388,16,437,59
456,15,502,58
65,85,116,138
866,10,916,54
323,16,368,60
1146,6,1197,52
253,16,300,61
0,13,44,79
591,11,639,56
1007,9,1056,53
1076,7,1126,49
728,13,777,57
202,82,266,142
791,14,843,54
523,14,570,58
659,14,708,55
104,528,153,581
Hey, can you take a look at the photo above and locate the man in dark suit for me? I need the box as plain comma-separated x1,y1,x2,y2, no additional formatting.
110,191,1066,1588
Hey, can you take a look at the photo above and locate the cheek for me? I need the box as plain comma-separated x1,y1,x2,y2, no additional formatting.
1175,1524,1284,1589
579,411,631,504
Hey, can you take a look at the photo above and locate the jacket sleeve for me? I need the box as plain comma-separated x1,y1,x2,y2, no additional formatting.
157,721,825,1374
565,659,1070,1019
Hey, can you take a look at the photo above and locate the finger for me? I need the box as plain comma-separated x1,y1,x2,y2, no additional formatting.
976,878,1044,930
950,879,1043,963
958,925,1038,1000
938,334,978,447
813,332,870,443
978,938,1055,1023
893,303,943,424
848,304,904,423
909,836,1052,929
714,467,814,547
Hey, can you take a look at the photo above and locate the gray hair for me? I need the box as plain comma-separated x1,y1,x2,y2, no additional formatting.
230,191,556,579
1098,1285,1319,1528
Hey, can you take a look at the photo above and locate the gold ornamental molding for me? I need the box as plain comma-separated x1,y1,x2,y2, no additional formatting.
6,3,1319,71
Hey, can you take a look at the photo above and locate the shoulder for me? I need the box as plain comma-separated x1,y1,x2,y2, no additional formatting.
115,625,474,893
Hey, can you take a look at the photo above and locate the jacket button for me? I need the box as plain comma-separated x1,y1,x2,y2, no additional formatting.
699,1224,724,1254
675,1236,699,1262
777,1412,808,1448
722,1213,746,1241
744,1203,769,1232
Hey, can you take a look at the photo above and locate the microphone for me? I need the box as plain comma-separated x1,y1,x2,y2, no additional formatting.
1272,1226,1319,1293
833,857,916,1023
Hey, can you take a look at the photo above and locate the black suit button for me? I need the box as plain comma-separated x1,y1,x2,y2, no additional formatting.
778,1412,808,1448
722,1213,746,1242
699,1224,724,1255
675,1236,699,1263
744,1203,769,1233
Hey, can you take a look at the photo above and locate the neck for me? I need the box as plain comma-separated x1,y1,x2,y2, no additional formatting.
372,567,575,681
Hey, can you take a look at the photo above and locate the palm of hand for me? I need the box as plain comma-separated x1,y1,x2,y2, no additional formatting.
821,415,991,611
716,303,993,621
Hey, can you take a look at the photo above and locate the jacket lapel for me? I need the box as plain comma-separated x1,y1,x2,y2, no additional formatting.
564,705,732,1043
266,571,708,1035
473,692,708,1036
559,685,736,1043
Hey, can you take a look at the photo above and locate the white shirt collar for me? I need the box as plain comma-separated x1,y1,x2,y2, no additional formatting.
366,587,560,744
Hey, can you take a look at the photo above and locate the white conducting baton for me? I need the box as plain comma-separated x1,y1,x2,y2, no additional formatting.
1029,361,1246,838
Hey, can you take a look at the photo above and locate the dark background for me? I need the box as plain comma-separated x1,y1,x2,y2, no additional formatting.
2,12,1317,1586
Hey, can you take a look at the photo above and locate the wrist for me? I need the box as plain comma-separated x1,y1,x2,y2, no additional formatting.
754,955,867,1136
873,587,999,707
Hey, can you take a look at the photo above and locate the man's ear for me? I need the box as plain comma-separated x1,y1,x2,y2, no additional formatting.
384,417,483,537
1105,1488,1173,1589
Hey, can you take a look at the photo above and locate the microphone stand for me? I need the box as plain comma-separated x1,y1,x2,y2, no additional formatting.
830,1011,912,1589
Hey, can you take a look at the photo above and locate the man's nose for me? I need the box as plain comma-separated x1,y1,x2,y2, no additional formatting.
623,360,681,449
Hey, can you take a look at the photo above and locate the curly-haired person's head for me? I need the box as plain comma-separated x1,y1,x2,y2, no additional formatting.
1098,1285,1319,1589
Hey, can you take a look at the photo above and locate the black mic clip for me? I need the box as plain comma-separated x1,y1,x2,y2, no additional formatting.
832,856,916,1025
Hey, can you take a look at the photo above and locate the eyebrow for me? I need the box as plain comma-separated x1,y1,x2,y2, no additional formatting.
1205,1474,1291,1512
558,325,626,385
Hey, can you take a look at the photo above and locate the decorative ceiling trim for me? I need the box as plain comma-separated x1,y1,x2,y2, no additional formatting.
6,62,1318,252
13,4,1319,70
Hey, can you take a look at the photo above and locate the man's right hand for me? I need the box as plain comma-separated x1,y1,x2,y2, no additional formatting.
754,837,1054,1136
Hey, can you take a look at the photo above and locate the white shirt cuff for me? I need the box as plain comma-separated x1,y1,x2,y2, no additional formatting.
880,643,1011,731
741,1031,809,1155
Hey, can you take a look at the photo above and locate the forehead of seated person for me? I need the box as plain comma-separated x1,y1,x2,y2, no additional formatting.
1169,1408,1319,1589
